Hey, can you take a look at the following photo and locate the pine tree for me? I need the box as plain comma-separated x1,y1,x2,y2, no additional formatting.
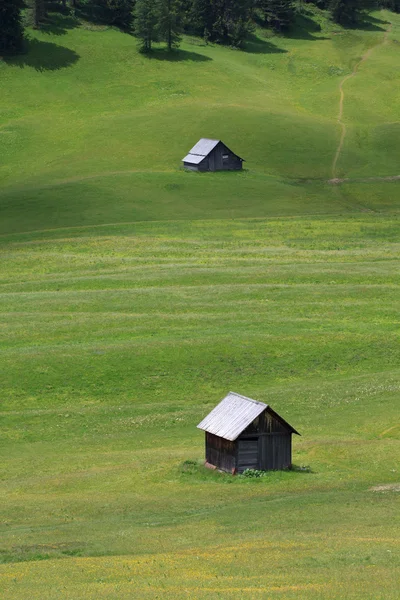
157,0,182,50
190,0,253,46
98,0,134,28
134,0,158,51
260,0,295,31
329,0,374,25
0,0,24,54
224,0,254,47
189,0,215,37
380,0,400,11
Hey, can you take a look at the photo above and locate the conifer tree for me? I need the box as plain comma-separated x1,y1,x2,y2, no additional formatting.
329,0,375,25
0,0,24,54
189,0,216,38
134,0,158,50
225,0,254,46
98,0,134,28
157,0,182,50
259,0,295,31
381,0,400,11
190,0,253,46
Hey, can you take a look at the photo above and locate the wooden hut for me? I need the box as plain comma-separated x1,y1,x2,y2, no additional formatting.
197,392,300,474
182,139,244,171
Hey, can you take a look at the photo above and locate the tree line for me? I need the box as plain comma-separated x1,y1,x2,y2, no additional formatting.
309,0,399,24
1,0,398,55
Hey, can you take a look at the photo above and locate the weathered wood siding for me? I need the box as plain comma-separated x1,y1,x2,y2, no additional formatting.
208,142,242,171
204,407,294,474
205,432,236,472
237,438,259,471
241,410,289,436
260,434,292,470
237,408,293,472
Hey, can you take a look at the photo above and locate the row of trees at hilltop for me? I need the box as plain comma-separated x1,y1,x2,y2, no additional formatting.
1,0,398,55
307,0,400,24
1,0,296,53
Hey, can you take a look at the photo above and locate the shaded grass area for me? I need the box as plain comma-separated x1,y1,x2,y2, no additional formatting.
2,172,400,235
3,38,80,71
0,173,346,234
1,216,400,597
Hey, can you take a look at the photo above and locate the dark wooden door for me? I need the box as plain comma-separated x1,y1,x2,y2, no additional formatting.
237,439,259,472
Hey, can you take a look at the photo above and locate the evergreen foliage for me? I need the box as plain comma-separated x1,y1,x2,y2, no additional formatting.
157,0,182,50
188,0,215,38
134,0,159,50
380,0,400,11
3,0,397,54
329,0,368,25
189,0,254,47
97,0,135,28
306,0,383,24
258,0,296,31
0,0,24,54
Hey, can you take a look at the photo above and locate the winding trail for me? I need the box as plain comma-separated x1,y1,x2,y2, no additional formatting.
331,24,392,179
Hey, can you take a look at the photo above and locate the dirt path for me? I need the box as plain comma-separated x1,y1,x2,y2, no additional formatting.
331,24,392,179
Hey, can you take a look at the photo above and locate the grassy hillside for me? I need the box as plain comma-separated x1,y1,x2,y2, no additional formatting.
1,8,400,233
1,5,400,599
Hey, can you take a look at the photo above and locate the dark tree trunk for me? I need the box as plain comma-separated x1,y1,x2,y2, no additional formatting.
33,0,46,28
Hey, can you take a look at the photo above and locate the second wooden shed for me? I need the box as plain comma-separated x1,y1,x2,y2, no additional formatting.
197,392,300,474
182,138,244,171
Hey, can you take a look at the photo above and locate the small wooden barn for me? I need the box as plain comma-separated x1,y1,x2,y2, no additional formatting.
197,392,300,474
182,138,244,172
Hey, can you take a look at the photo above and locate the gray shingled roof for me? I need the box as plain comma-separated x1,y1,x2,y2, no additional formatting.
197,392,267,441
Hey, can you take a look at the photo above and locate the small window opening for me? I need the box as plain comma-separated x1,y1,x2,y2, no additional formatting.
222,154,229,160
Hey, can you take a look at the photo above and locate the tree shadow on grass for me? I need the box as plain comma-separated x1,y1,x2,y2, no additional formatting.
243,33,287,54
40,12,81,36
286,13,331,41
353,14,390,32
143,48,212,62
336,13,390,32
37,2,115,33
3,38,80,71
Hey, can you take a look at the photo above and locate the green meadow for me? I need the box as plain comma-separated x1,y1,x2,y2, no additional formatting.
1,5,400,599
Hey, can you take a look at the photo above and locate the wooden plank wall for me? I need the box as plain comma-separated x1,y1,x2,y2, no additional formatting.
205,432,236,472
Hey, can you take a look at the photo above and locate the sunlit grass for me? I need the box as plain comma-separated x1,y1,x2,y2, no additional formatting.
1,5,400,598
1,215,400,597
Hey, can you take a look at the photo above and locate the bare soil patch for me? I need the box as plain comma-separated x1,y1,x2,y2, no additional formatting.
370,483,400,492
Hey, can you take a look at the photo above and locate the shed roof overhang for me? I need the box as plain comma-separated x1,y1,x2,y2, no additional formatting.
182,153,206,164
